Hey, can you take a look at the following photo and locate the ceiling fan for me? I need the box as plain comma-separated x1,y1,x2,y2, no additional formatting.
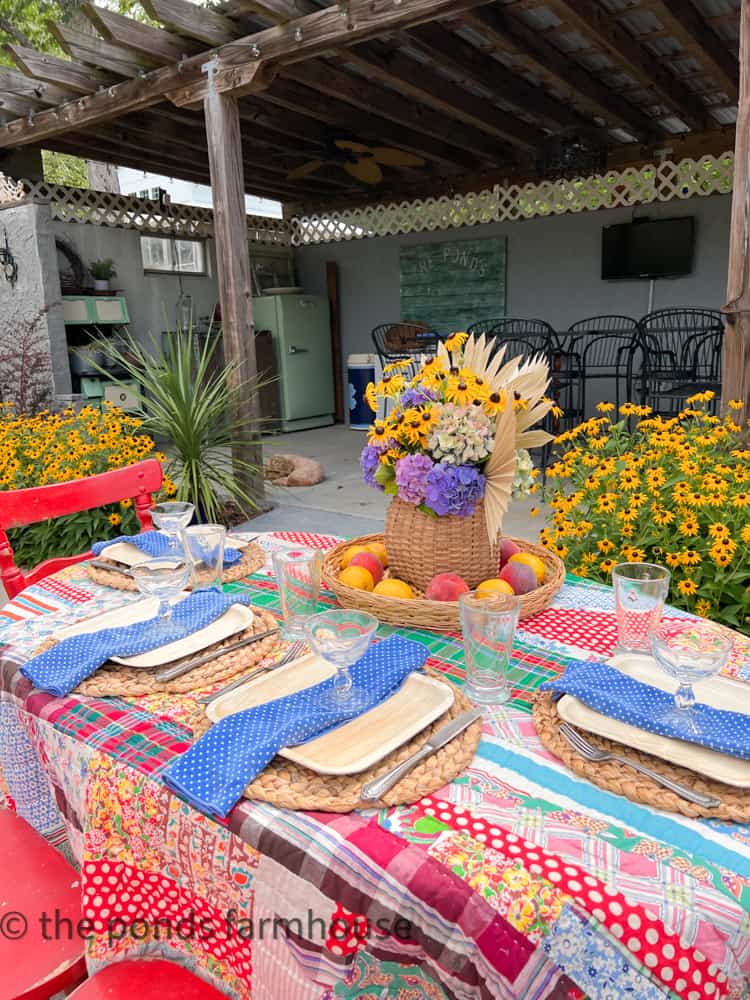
287,138,425,185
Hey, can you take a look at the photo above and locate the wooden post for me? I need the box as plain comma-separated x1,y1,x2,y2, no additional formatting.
204,62,264,506
722,0,750,418
326,261,344,423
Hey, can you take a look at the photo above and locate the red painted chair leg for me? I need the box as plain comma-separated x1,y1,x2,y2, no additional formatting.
66,959,228,1000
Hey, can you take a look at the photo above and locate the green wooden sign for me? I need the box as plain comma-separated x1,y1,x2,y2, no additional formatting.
400,236,507,332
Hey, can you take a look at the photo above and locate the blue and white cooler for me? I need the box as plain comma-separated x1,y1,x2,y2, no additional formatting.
347,353,383,428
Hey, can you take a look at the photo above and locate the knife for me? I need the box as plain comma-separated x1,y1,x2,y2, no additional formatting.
153,628,280,682
360,708,483,802
90,559,133,577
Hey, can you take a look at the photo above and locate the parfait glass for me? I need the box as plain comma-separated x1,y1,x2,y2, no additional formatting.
149,501,195,554
305,610,378,711
130,557,191,637
650,622,733,734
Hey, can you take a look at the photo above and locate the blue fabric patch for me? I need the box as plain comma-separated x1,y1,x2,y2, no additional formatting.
92,529,241,566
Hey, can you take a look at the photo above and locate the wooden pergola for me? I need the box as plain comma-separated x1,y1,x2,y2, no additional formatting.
0,0,747,486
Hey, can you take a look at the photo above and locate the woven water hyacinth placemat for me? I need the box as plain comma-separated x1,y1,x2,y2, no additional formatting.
32,608,281,697
189,673,482,812
533,691,749,822
87,543,266,591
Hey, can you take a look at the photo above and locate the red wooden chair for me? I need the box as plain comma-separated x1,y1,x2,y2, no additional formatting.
67,959,228,999
0,459,163,600
0,809,87,1000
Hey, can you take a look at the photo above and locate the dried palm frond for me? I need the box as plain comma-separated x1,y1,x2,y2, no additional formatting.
483,394,518,544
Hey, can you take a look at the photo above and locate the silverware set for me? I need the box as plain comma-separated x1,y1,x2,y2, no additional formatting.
198,639,306,705
154,628,281,682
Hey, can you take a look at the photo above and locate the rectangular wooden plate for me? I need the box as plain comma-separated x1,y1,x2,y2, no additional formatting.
55,599,254,670
557,653,750,788
205,652,455,775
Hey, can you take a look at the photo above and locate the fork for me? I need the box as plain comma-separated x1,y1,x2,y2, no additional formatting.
558,722,721,809
198,639,305,705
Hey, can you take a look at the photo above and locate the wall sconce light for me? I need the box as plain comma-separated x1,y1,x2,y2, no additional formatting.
1,229,18,287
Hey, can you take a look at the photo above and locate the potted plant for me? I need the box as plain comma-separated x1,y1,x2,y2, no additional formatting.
89,258,117,292
361,332,554,589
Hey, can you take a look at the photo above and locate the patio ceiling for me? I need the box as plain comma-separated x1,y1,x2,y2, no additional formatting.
0,0,740,209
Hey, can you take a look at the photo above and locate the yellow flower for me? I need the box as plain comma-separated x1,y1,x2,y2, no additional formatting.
597,539,615,554
677,578,698,596
621,545,645,562
695,598,712,617
444,332,468,352
618,470,640,491
596,402,615,413
513,397,530,412
709,545,733,568
678,518,699,537
665,552,682,569
600,558,615,574
728,399,744,410
652,506,674,527
365,382,378,412
445,376,476,408
163,477,177,496
108,512,121,527
742,524,750,544
120,498,133,510
367,420,391,446
383,360,412,374
375,374,406,398
680,549,702,566
735,492,750,508
484,390,506,417
597,494,617,513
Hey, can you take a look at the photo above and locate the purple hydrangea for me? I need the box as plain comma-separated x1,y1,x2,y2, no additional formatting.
360,444,383,490
395,453,434,505
400,385,436,409
424,462,486,517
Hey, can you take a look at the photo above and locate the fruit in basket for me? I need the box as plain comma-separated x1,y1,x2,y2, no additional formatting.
341,544,370,569
499,538,522,568
499,561,537,595
338,565,375,591
373,578,415,599
476,578,515,598
508,552,546,584
425,572,470,602
365,541,389,567
348,551,384,585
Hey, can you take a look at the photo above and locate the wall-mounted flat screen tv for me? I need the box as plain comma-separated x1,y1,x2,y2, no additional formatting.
601,216,694,280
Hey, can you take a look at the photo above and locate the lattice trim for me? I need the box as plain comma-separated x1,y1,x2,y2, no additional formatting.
2,177,290,245
290,152,735,245
0,172,25,206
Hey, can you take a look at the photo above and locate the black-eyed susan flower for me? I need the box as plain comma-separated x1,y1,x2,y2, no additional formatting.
678,517,699,537
365,381,377,412
665,552,682,569
108,512,121,526
677,578,698,596
680,550,702,566
445,376,475,408
444,331,468,352
484,390,506,417
600,558,615,574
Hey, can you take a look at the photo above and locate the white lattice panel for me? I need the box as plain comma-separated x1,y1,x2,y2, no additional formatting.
0,172,25,205
290,152,734,245
5,178,290,245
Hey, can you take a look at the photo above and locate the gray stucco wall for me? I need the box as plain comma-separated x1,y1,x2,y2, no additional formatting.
52,222,221,343
0,200,70,398
294,193,731,358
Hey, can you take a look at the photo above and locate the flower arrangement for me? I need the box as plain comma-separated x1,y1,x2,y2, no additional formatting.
0,403,171,567
542,394,750,634
361,332,553,541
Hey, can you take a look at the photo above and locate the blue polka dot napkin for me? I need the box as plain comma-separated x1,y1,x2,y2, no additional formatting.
92,530,242,567
541,660,750,759
163,635,429,818
22,591,253,697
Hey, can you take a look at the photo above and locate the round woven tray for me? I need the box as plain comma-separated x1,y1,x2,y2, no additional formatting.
87,543,266,591
191,674,481,812
322,533,564,631
533,691,750,822
34,608,281,697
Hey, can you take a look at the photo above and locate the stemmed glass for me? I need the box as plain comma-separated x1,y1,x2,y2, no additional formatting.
650,622,733,734
130,557,191,637
149,502,195,554
305,610,378,711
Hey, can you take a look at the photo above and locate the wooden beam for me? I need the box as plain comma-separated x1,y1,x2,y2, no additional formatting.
639,0,739,101
0,93,42,122
538,0,713,131
222,0,316,22
82,4,203,62
462,7,660,140
203,77,264,505
263,77,482,167
49,22,161,77
342,43,555,142
0,0,496,148
0,66,75,105
721,0,750,420
6,44,115,93
142,0,240,46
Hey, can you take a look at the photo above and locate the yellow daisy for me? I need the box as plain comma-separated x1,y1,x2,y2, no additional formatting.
445,375,476,408
444,332,468,353
365,382,378,412
677,578,698,596
484,390,506,417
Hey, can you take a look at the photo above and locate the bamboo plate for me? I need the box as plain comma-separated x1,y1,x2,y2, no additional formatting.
206,651,455,775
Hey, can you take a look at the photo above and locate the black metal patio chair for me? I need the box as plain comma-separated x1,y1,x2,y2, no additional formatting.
639,308,724,414
645,327,724,416
566,315,642,415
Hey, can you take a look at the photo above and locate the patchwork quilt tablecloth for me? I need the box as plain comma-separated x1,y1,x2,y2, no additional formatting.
1,530,749,1000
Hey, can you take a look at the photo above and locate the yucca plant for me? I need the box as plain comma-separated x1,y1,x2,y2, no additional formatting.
92,327,269,522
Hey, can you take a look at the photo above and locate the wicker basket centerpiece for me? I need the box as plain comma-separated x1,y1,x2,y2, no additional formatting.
333,332,563,628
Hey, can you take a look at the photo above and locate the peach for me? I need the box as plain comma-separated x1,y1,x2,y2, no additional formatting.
425,572,470,602
349,551,384,585
499,537,521,569
341,544,370,569
499,561,537,595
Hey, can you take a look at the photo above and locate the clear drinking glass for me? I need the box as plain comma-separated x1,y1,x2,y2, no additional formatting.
651,622,733,734
459,591,520,705
130,557,190,635
304,609,378,711
182,524,226,592
150,501,195,553
272,550,323,639
612,562,670,653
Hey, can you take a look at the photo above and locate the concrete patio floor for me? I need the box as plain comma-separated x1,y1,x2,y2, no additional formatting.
243,425,546,540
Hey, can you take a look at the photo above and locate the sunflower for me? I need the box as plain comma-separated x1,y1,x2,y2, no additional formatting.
444,332,468,353
484,390,506,417
445,375,475,407
677,578,698,596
